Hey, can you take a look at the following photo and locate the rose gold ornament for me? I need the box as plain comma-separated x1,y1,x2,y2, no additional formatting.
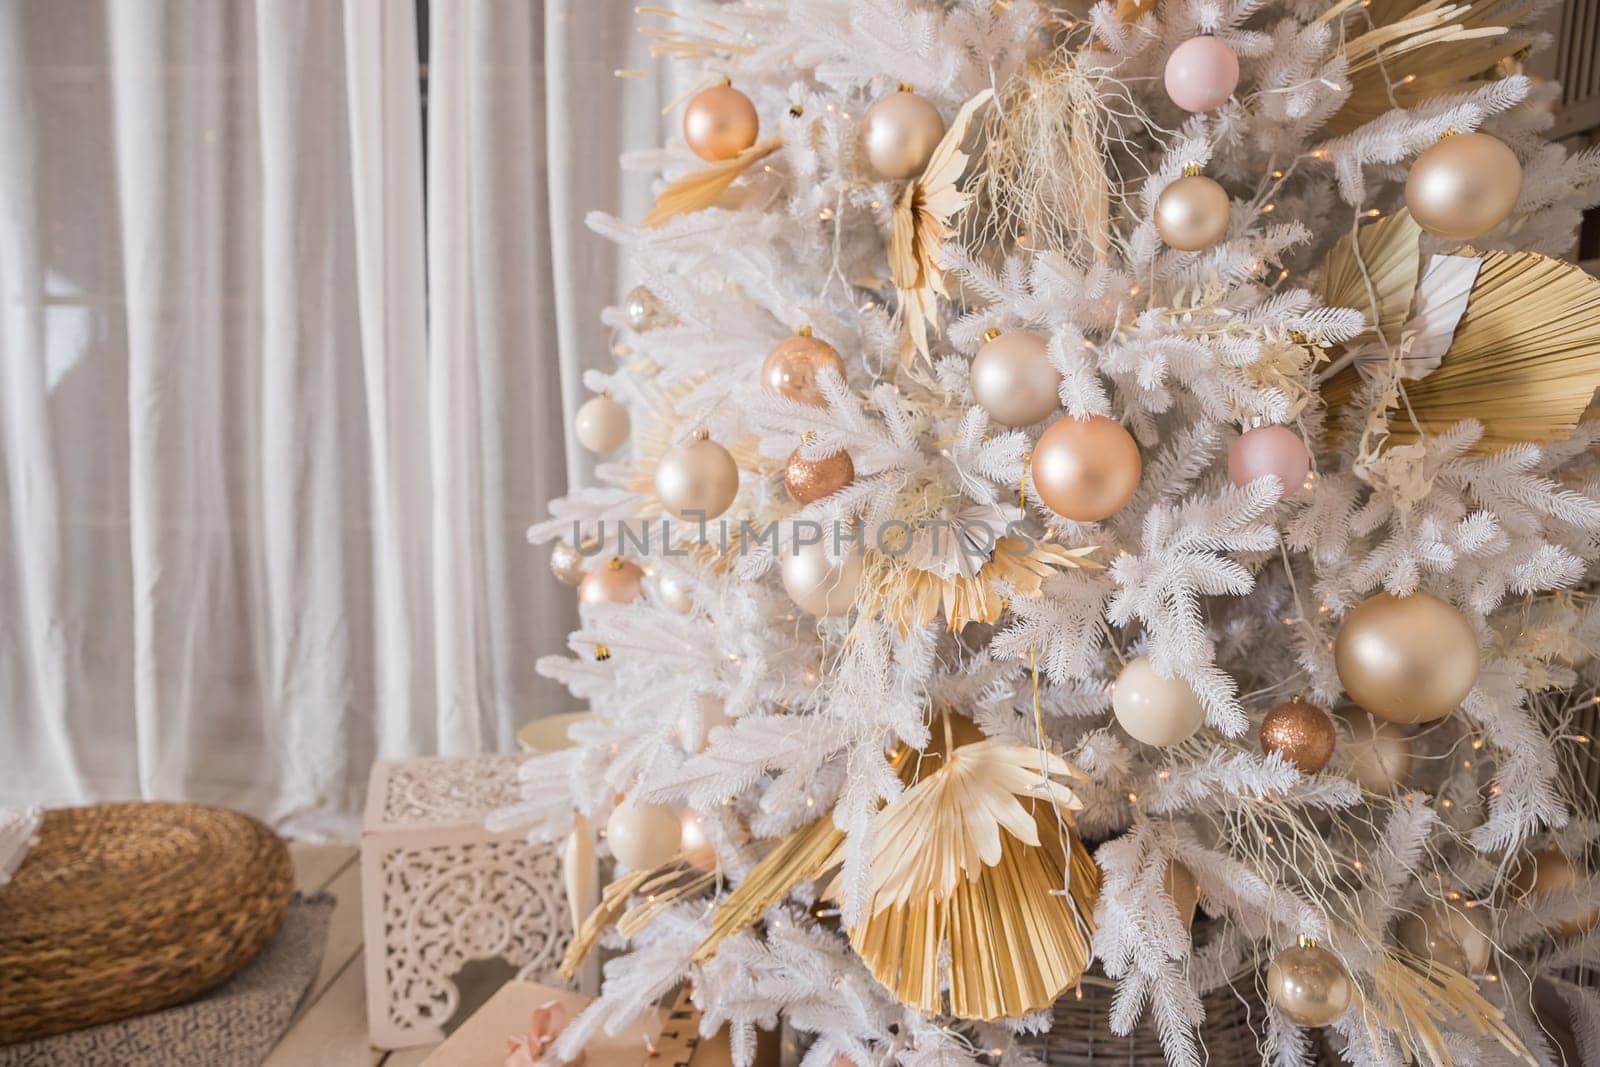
862,87,946,179
656,571,695,614
655,433,740,521
1165,860,1200,929
1031,415,1142,522
1259,699,1337,774
679,810,718,872
1164,36,1240,113
1334,591,1479,724
1229,425,1310,495
1343,710,1412,794
575,393,630,454
761,328,846,406
683,81,759,162
578,558,644,606
1404,131,1522,242
605,801,681,870
1154,172,1231,251
1267,938,1352,1028
1511,847,1599,935
971,329,1063,427
1111,656,1206,747
784,448,854,505
549,540,587,586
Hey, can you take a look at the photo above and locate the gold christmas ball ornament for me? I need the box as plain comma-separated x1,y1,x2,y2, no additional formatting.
1165,860,1200,929
605,801,682,870
656,571,695,614
1031,415,1142,523
655,434,740,521
1511,847,1599,935
623,285,674,332
1404,131,1522,242
784,448,854,505
1111,656,1207,747
549,540,587,586
575,393,630,454
1259,699,1337,774
762,329,847,406
578,558,645,606
1398,901,1491,973
679,810,718,872
1343,710,1413,794
862,87,946,179
683,81,759,162
1154,172,1231,251
780,538,864,618
1267,939,1353,1028
970,330,1063,427
1394,912,1471,974
1334,591,1479,724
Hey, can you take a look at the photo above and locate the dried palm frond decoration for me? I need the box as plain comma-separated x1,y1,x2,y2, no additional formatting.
560,859,701,980
828,715,1099,1021
1320,0,1521,134
691,813,844,965
1324,247,1600,453
861,537,1101,634
1320,208,1422,350
891,89,994,363
1357,953,1535,1066
642,138,783,228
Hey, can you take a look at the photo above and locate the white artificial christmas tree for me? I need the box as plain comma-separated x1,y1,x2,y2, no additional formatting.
501,1,1600,1062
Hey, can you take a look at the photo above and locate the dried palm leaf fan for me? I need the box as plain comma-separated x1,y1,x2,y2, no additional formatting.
1321,0,1522,134
1320,209,1422,351
642,138,783,228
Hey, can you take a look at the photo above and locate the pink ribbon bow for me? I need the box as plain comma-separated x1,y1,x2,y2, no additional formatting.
505,1000,585,1067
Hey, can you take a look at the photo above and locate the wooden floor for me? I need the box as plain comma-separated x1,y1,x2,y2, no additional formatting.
265,842,438,1067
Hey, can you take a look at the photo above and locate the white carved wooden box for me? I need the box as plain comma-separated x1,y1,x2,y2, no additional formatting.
361,754,580,1050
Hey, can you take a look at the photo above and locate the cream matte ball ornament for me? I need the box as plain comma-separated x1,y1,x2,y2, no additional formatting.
679,811,718,872
578,558,645,606
862,87,946,179
781,538,864,618
605,801,683,870
1112,656,1207,747
1404,131,1522,241
1031,415,1142,522
1343,710,1413,794
656,571,695,614
575,393,630,454
970,330,1063,427
1155,172,1231,251
1334,591,1479,724
683,81,759,162
762,328,847,407
655,433,740,521
1164,35,1240,113
1511,847,1599,935
549,540,587,587
1268,939,1353,1028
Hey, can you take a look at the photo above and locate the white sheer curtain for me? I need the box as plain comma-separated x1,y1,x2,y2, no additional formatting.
0,0,647,835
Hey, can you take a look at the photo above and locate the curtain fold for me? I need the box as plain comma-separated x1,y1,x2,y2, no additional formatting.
0,0,598,835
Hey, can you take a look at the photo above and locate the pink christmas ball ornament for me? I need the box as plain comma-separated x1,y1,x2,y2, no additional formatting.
1164,36,1241,113
1228,426,1310,496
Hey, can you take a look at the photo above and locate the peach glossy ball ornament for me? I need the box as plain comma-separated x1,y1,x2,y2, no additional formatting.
1030,415,1142,522
655,432,740,521
1164,36,1240,113
1229,426,1310,496
1334,591,1479,724
762,327,846,407
1155,169,1231,251
683,81,759,162
1404,131,1522,241
862,86,946,179
578,558,645,606
971,329,1063,427
679,811,718,872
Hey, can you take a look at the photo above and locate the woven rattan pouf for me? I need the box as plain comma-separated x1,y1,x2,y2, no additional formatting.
0,802,293,1043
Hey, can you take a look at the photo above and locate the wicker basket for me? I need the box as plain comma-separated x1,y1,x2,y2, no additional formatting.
0,802,293,1043
1020,971,1267,1065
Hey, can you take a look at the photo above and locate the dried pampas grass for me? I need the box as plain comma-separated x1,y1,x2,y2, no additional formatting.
1358,953,1535,1066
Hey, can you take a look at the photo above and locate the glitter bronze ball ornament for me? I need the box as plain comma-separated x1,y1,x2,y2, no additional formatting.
1404,131,1522,241
1031,415,1142,522
1259,699,1337,774
1334,591,1479,724
1267,938,1353,1028
1154,171,1231,251
655,433,740,521
762,328,847,406
578,558,645,606
1111,656,1207,747
784,448,854,505
683,81,759,162
575,393,630,454
862,86,946,179
970,329,1063,427
605,800,682,870
549,540,587,586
